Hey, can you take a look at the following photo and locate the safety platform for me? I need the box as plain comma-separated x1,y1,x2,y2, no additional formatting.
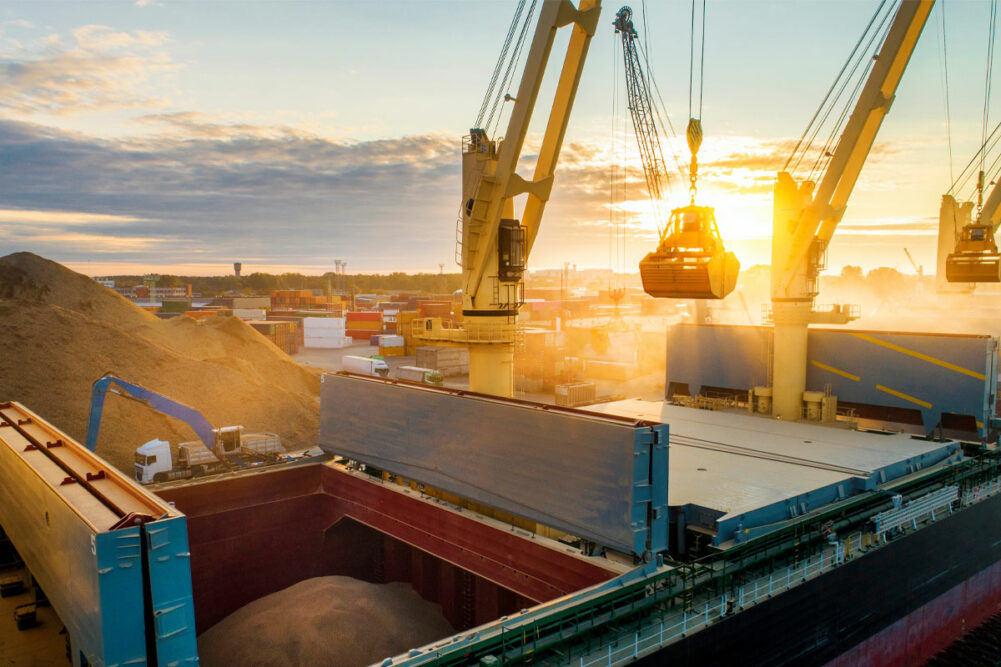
587,399,963,546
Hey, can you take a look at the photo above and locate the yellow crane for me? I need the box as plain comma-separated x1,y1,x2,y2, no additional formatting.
419,0,601,397
769,0,934,420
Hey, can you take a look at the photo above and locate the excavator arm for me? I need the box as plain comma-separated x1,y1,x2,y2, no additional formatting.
84,374,215,453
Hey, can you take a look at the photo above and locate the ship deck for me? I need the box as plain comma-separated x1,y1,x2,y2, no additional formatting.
587,399,962,544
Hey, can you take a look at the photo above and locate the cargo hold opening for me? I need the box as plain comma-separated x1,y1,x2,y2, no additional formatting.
155,462,616,635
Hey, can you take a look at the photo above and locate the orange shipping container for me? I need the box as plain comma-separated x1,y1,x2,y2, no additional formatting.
379,345,405,357
345,321,381,331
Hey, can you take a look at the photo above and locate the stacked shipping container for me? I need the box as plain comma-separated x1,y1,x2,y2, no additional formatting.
378,334,405,357
416,346,469,377
266,314,305,348
304,318,352,349
515,329,566,392
270,290,344,312
345,312,382,342
247,320,298,355
396,311,420,355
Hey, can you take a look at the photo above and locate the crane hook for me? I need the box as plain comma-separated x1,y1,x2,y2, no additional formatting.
687,118,703,204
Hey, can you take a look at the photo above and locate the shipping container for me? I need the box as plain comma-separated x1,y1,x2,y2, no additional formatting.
303,336,353,349
379,346,405,357
232,308,267,320
161,300,191,314
554,382,597,408
416,346,470,377
418,302,452,319
584,360,635,382
346,311,382,322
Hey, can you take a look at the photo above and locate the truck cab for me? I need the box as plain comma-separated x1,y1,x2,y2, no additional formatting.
342,355,391,377
135,439,172,484
214,425,244,455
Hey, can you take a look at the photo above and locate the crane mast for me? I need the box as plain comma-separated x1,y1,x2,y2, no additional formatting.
448,0,600,397
770,0,934,420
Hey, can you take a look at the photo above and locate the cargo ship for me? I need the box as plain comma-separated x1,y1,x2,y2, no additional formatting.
3,0,1000,664
3,316,1001,666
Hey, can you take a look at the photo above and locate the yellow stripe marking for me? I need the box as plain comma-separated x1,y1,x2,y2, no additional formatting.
876,384,932,409
811,360,860,382
851,333,986,380
977,421,985,430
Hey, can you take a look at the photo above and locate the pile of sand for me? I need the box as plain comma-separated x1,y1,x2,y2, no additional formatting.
0,252,321,473
197,576,454,666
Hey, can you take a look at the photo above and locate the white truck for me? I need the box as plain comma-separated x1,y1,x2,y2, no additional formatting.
341,355,390,377
134,426,283,484
395,365,444,387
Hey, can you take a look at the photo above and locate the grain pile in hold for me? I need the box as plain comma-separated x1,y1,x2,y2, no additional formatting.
197,576,455,666
0,252,321,473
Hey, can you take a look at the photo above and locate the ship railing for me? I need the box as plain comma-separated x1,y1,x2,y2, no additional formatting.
385,472,1000,666
871,485,959,543
574,532,875,667
575,482,984,666
962,476,1001,507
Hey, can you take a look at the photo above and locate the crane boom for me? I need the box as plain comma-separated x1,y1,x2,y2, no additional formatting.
612,7,670,224
462,0,600,302
980,178,1001,231
770,0,934,420
773,0,934,298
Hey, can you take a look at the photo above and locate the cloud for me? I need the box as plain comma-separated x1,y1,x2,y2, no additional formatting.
22,231,165,252
0,116,946,273
0,118,461,270
0,24,175,116
2,19,35,30
838,216,938,235
0,209,149,225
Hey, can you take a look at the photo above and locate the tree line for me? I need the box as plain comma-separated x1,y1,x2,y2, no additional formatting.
105,271,463,297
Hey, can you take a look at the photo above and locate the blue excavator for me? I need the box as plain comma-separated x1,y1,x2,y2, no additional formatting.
85,374,283,483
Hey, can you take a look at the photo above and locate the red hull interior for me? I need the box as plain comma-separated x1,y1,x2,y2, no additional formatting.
156,463,617,633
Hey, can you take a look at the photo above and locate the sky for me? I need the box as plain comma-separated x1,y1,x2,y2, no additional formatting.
0,0,996,276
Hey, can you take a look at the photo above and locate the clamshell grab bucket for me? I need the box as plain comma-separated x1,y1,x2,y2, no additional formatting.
639,205,740,299
946,224,1001,283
